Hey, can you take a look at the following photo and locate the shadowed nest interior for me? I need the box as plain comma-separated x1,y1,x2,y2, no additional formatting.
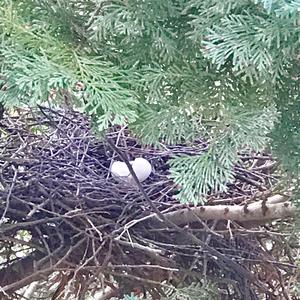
0,107,298,300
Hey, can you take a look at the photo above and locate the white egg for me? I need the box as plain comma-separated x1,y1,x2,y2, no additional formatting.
110,158,152,184
110,161,130,179
131,158,152,182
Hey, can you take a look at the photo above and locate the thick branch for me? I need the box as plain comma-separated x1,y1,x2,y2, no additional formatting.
0,237,86,294
149,195,295,227
0,251,49,292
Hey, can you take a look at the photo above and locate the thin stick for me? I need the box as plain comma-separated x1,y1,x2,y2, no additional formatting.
0,165,18,224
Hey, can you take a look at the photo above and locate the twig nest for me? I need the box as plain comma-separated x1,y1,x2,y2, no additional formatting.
111,157,152,184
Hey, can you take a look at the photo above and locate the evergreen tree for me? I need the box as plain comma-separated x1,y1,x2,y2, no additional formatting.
1,0,299,203
1,0,299,202
0,0,299,298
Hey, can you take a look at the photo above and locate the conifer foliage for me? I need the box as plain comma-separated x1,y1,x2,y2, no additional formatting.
1,0,299,201
0,0,299,299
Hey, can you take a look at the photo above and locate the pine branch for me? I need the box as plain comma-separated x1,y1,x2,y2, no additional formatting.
169,106,278,204
131,105,200,146
87,0,190,65
0,2,138,129
201,11,300,82
254,0,300,17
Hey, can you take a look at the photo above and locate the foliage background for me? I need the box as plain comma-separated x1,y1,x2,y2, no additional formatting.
0,1,299,297
1,0,299,204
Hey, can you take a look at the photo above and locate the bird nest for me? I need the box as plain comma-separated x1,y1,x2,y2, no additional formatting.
0,107,297,300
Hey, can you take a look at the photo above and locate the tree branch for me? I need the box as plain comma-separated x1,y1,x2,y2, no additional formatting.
148,195,295,227
0,251,49,293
